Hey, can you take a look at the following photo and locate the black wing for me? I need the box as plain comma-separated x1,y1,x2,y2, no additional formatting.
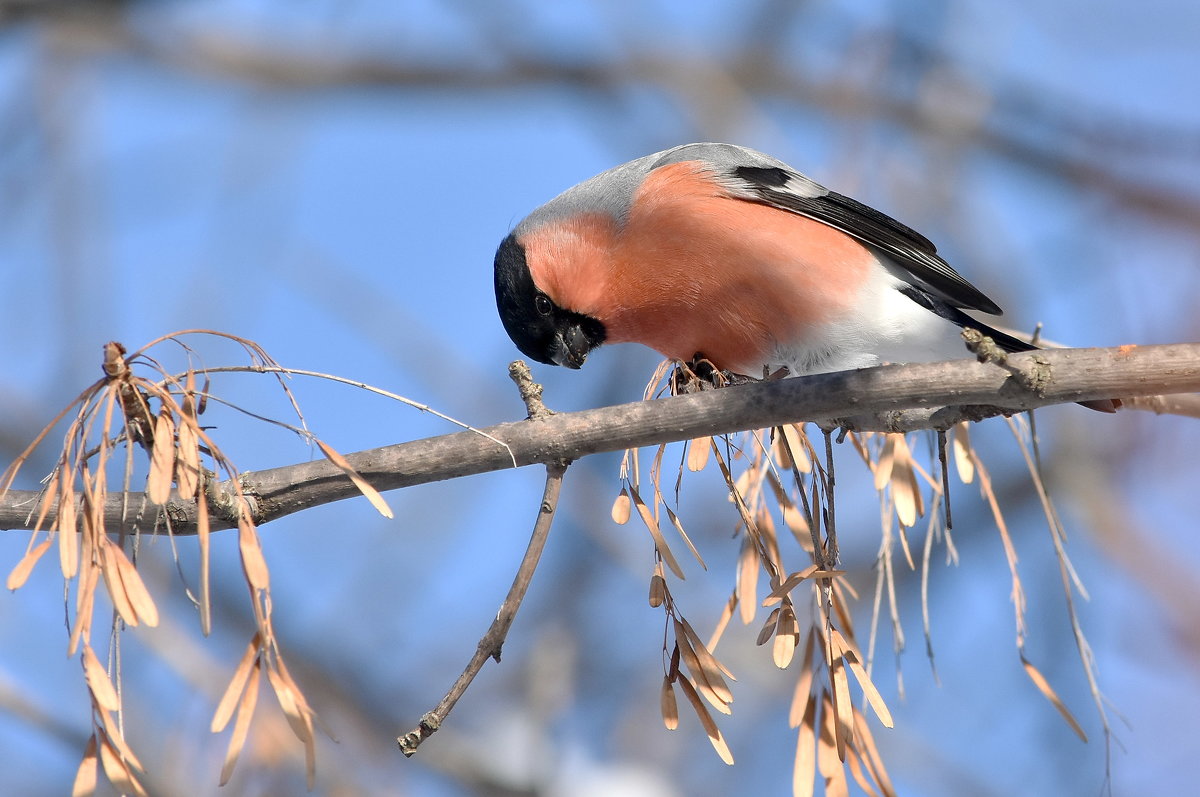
727,165,1003,316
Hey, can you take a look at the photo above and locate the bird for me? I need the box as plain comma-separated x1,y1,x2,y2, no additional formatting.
494,142,1117,411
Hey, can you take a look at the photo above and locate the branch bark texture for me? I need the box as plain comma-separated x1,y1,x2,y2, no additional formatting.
2,344,1197,535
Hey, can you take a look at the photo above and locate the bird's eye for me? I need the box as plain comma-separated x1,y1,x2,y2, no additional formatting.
534,294,553,316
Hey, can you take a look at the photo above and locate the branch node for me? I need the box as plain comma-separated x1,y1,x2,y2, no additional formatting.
397,712,441,757
962,328,1007,365
508,360,554,420
962,329,1050,397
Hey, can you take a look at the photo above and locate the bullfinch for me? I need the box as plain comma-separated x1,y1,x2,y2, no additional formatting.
494,142,1117,411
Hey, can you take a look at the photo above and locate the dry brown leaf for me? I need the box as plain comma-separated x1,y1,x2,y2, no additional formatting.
675,623,733,714
212,635,261,732
816,694,847,796
756,607,782,646
895,515,916,571
182,367,197,413
175,417,200,500
852,706,897,797
198,371,211,414
777,424,812,473
238,514,270,591
973,451,1026,640
793,693,818,797
676,675,734,765
611,487,631,524
80,462,107,556
773,430,791,469
845,747,879,797
756,503,783,574
197,490,212,636
736,535,758,624
951,422,975,484
69,560,100,657
82,646,120,713
732,468,753,503
788,631,817,727
891,437,923,528
831,658,852,762
648,572,666,608
765,469,809,539
664,504,706,570
98,540,139,627
278,652,332,740
782,503,809,538
7,537,52,591
678,616,736,681
1022,657,1087,742
303,728,317,790
266,662,316,744
828,631,892,729
219,661,261,786
773,605,800,669
660,675,679,730
28,470,60,536
147,410,176,504
650,443,668,503
873,436,895,490
97,733,147,797
71,735,98,797
315,439,393,519
271,662,320,790
97,707,145,773
687,437,711,471
629,485,685,580
106,542,159,627
706,591,737,652
764,566,819,606
842,649,894,728
57,475,79,579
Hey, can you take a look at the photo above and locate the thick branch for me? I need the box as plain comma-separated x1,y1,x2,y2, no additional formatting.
2,344,1197,534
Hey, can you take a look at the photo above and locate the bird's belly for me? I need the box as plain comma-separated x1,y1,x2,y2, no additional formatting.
767,275,973,376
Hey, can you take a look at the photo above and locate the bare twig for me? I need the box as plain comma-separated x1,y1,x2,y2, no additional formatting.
822,429,838,564
165,364,518,468
508,360,553,420
397,460,567,757
937,430,952,530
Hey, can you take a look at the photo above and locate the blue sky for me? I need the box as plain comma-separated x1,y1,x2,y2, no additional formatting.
1,2,1198,795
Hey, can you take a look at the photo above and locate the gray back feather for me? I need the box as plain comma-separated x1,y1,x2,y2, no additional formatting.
513,143,827,234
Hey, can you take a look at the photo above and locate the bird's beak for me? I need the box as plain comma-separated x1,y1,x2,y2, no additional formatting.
552,325,591,369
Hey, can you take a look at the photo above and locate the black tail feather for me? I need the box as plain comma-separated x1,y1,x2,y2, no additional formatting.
899,286,1120,412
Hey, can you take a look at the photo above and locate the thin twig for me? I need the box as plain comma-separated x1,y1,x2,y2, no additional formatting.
774,426,824,570
822,429,838,564
937,430,952,530
163,364,517,467
397,460,567,756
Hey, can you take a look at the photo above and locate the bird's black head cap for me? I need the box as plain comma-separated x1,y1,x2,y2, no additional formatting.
494,233,606,368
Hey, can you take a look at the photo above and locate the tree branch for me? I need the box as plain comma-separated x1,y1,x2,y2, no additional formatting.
2,343,1197,535
397,460,567,756
32,6,1200,231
